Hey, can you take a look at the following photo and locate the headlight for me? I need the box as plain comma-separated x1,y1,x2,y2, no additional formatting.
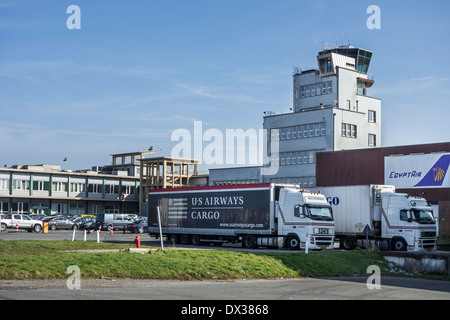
313,227,330,235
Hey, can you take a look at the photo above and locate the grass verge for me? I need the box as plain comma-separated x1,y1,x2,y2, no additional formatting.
0,240,392,280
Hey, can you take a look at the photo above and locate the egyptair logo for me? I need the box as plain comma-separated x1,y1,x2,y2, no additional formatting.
433,167,446,182
415,155,450,187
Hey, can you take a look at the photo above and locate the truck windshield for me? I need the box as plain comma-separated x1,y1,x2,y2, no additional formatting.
305,205,333,221
411,209,435,224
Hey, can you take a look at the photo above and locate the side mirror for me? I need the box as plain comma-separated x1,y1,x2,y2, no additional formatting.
400,209,410,222
294,205,300,218
294,205,305,218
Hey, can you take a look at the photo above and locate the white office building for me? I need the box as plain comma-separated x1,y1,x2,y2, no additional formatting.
210,45,381,186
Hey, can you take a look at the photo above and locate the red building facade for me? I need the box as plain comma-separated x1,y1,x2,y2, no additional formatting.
316,142,450,236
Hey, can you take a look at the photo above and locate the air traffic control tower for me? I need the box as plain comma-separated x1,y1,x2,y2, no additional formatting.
262,44,381,186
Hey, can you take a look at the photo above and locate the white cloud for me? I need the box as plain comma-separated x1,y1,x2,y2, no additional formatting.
0,60,180,82
176,83,267,104
371,75,450,96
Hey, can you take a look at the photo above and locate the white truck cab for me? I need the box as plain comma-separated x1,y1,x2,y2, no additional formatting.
277,188,334,250
382,193,437,251
314,185,437,252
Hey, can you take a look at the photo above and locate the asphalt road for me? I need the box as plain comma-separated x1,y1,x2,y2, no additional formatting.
1,229,450,301
0,277,449,300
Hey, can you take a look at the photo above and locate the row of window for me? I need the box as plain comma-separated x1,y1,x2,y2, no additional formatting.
0,179,136,194
342,123,357,138
369,134,377,147
213,180,260,186
342,100,377,124
0,200,123,215
296,81,333,99
271,150,316,167
368,110,376,123
341,123,377,146
271,123,326,141
212,177,316,188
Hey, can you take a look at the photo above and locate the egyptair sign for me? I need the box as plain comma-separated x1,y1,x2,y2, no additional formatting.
385,153,450,189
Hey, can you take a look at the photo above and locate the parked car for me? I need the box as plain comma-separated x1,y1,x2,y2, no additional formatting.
125,217,148,234
45,216,77,230
29,214,46,220
94,213,134,231
79,217,96,230
71,217,87,229
0,214,43,233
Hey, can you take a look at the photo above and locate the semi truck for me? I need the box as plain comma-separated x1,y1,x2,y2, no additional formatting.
148,183,335,250
312,185,437,252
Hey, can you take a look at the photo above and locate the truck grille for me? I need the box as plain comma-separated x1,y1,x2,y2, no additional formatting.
421,231,436,238
314,236,333,246
421,239,436,249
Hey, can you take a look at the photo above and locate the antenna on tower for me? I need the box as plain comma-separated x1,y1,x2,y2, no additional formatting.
321,42,336,50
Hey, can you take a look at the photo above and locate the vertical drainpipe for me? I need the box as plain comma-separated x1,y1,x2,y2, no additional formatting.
85,177,89,198
9,172,13,214
29,173,33,214
102,178,106,214
30,173,33,197
9,172,13,196
85,176,89,215
49,174,53,215
333,112,336,151
67,175,71,198
67,175,71,215
119,178,123,213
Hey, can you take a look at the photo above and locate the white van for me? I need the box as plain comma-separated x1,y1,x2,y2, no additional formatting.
95,213,134,231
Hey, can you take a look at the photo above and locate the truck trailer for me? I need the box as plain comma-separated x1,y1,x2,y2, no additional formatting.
312,185,437,252
148,183,335,250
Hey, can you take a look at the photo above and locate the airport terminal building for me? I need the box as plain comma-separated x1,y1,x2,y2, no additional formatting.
0,164,140,216
210,44,381,186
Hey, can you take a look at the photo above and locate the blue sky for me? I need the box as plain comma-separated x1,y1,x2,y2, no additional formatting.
1,0,450,171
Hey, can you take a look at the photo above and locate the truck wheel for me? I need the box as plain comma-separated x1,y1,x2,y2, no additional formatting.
33,224,42,233
391,238,407,251
180,234,191,245
191,234,201,246
0,223,7,232
286,236,300,250
168,234,179,245
340,236,356,250
242,235,257,249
